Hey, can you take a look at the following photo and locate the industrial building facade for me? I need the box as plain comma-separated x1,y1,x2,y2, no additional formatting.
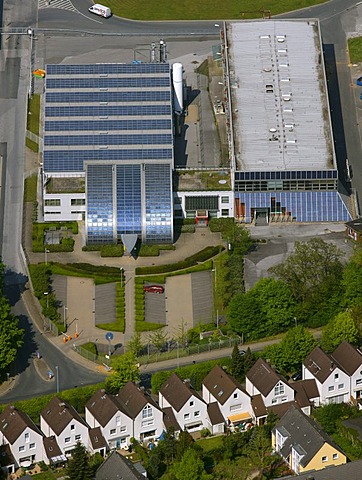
223,20,351,224
43,63,174,245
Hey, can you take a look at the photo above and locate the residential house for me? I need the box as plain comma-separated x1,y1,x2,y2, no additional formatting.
272,405,346,474
159,373,208,432
95,450,146,480
331,341,362,405
85,388,133,449
0,406,45,472
88,428,107,456
303,347,350,405
275,458,362,479
117,382,163,443
345,219,362,242
202,365,252,431
40,396,89,455
43,436,67,467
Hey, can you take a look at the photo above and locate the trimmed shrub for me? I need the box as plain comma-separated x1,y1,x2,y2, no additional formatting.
100,245,124,257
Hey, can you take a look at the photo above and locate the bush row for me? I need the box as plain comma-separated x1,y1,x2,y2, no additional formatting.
135,245,223,275
52,263,123,277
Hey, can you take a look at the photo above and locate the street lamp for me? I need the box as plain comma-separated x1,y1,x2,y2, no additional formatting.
55,365,59,393
44,248,50,265
44,292,49,308
63,305,68,328
120,267,124,289
212,267,217,289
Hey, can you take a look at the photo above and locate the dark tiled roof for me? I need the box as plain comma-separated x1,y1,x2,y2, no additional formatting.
0,405,41,444
117,382,160,419
275,459,362,479
41,396,88,436
273,405,345,468
246,358,291,397
207,402,225,426
345,219,362,233
159,373,204,412
86,389,129,427
0,444,15,467
163,407,181,432
95,450,145,480
293,379,319,408
332,341,362,376
303,346,339,383
203,365,247,405
251,394,267,418
89,427,107,449
268,401,301,419
43,436,63,459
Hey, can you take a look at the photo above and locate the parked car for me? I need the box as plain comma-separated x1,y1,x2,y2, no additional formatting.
239,349,246,356
144,285,164,294
291,371,302,381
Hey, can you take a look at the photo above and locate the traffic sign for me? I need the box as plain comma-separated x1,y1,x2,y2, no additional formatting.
105,332,114,342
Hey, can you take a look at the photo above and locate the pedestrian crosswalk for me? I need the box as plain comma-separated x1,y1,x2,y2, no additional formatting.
38,0,78,12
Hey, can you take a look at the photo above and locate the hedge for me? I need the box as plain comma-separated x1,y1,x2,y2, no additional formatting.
135,245,224,275
135,321,164,332
100,245,124,257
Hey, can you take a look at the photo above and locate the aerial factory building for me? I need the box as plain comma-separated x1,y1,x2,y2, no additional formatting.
223,20,351,224
42,63,175,248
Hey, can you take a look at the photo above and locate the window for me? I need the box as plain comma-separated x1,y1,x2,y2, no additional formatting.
338,383,344,390
70,424,75,431
271,398,277,405
221,209,229,216
274,382,285,396
142,419,154,427
29,443,35,449
356,378,362,385
194,411,200,417
142,405,152,419
233,393,238,399
333,453,338,460
25,432,29,443
75,435,81,441
184,413,190,420
116,416,121,426
110,429,116,436
334,373,339,381
45,199,61,206
120,426,127,433
65,437,71,444
221,196,229,204
328,385,335,392
189,400,194,407
230,404,241,412
71,199,86,206
19,446,25,452
322,456,328,462
281,396,288,403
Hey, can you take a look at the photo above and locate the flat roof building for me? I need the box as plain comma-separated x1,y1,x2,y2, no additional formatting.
43,63,174,246
224,20,351,224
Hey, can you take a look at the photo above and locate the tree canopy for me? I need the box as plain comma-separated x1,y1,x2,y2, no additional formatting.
0,294,24,373
66,442,93,480
342,248,362,308
105,351,140,393
321,310,359,352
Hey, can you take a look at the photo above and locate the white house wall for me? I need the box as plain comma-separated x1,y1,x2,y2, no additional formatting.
174,191,234,218
8,428,45,466
202,386,253,422
133,404,163,442
43,193,85,222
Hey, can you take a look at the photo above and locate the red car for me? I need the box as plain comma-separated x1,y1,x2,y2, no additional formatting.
144,285,164,294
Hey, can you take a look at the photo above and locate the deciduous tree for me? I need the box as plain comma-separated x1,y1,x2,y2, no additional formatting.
321,310,359,352
0,296,24,372
171,448,211,480
342,248,362,307
105,351,140,393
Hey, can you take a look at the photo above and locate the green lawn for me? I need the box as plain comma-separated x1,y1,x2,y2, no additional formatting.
32,472,57,480
27,94,40,135
348,37,362,63
24,174,37,202
25,137,39,153
101,0,326,20
197,435,224,452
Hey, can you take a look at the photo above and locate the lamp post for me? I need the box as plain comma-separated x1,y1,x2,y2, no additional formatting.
55,365,59,393
212,266,217,289
63,305,68,328
120,267,124,289
44,292,49,308
176,341,179,368
44,248,50,265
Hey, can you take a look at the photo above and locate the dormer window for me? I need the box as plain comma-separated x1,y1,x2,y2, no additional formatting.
218,390,224,397
25,432,29,443
274,381,285,396
142,405,152,419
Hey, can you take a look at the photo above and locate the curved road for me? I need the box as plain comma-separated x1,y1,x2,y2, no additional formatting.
1,0,361,401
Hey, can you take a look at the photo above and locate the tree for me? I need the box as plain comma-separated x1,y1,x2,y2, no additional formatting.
321,310,359,352
227,291,262,339
149,330,169,352
230,344,244,380
243,347,256,374
342,248,362,307
126,332,144,356
246,427,273,472
105,351,140,393
225,255,245,298
66,442,93,480
176,430,194,460
171,448,211,480
0,296,24,372
158,428,178,466
263,326,317,373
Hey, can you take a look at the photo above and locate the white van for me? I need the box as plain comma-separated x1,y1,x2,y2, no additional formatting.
88,4,112,18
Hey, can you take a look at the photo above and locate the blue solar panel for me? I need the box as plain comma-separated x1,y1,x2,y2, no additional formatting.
235,170,338,181
45,119,172,132
116,165,142,235
46,91,171,103
235,191,351,223
47,63,170,75
46,77,170,89
44,134,173,146
45,105,171,117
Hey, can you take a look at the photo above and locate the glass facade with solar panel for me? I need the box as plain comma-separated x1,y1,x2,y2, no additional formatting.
116,165,142,236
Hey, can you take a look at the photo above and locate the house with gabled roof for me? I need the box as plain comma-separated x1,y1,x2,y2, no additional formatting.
0,406,45,471
159,373,208,433
272,406,346,474
331,341,362,405
303,346,350,405
85,388,132,450
202,365,252,431
40,396,89,455
88,427,107,456
117,382,163,443
43,436,67,467
246,358,295,408
95,450,146,480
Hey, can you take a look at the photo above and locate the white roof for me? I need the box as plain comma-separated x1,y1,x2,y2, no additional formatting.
227,20,334,172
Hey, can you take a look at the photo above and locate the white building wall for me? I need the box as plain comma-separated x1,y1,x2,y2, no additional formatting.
85,408,133,448
43,193,85,222
350,368,362,401
245,377,261,397
264,381,294,407
202,386,253,422
320,370,350,404
133,404,163,442
40,418,89,454
9,428,45,466
175,396,208,431
174,191,234,219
